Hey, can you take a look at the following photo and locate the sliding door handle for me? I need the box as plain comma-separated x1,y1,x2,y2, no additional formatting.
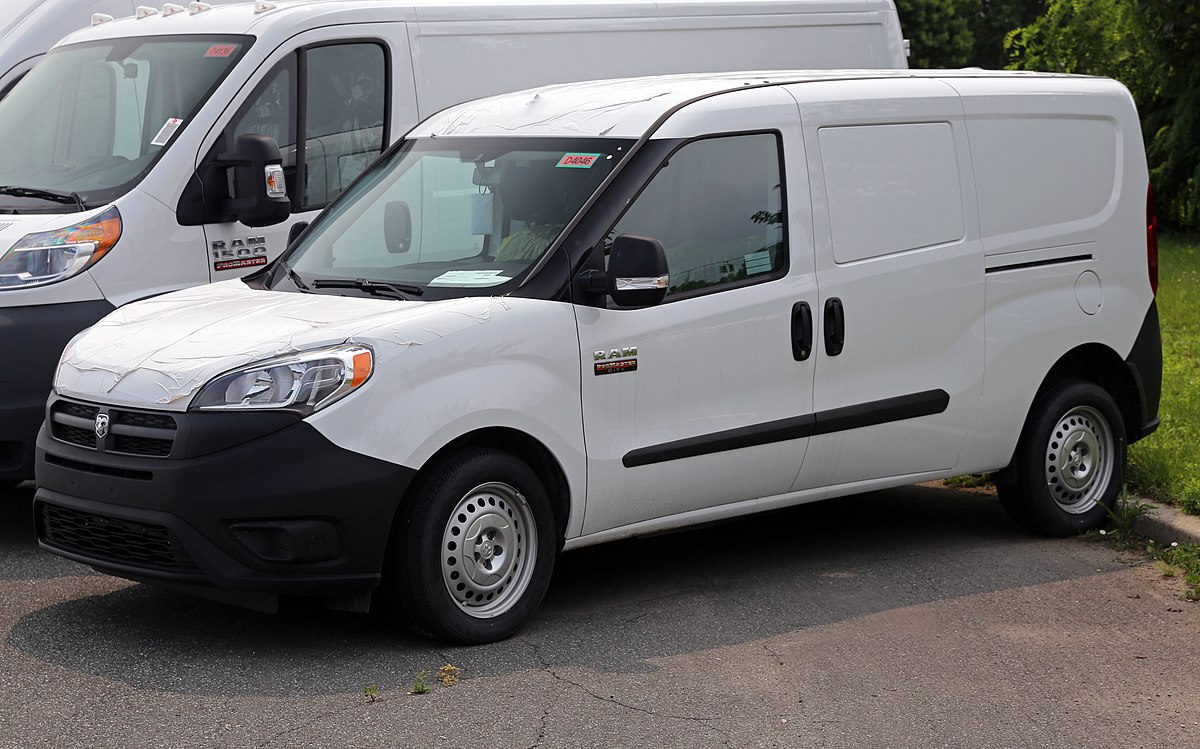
791,301,812,361
824,297,845,356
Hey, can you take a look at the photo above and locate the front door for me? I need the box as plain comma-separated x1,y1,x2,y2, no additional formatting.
575,122,818,535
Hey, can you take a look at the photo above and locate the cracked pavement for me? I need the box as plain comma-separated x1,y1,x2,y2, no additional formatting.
1,480,1198,747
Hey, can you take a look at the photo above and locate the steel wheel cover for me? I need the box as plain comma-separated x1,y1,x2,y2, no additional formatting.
1043,405,1114,514
440,481,538,618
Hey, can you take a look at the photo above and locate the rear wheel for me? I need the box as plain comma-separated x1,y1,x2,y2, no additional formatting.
384,449,557,644
997,379,1125,536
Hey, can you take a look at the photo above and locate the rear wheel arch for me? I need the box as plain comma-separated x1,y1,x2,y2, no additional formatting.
993,343,1139,486
1033,343,1141,445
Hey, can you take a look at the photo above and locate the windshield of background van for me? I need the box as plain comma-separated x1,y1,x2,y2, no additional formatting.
0,36,249,212
282,137,632,297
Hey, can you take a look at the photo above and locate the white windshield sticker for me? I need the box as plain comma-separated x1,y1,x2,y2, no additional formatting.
428,270,510,287
150,117,184,146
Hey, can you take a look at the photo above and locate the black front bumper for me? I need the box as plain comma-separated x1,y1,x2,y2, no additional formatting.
35,398,416,596
0,299,114,481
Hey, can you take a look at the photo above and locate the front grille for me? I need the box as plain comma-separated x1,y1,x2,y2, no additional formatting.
113,435,173,457
58,401,99,420
54,424,96,449
38,502,197,571
49,399,177,458
114,411,176,430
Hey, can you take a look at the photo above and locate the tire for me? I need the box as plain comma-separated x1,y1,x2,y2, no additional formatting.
997,379,1125,536
383,449,557,644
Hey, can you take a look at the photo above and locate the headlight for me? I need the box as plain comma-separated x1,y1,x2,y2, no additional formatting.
0,206,122,289
191,345,373,415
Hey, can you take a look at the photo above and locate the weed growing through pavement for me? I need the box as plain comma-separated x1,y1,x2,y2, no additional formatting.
362,683,379,703
1150,542,1200,601
942,474,991,489
436,664,462,687
1098,488,1152,549
410,670,431,695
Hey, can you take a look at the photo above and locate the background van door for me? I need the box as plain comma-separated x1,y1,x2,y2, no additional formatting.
198,25,417,281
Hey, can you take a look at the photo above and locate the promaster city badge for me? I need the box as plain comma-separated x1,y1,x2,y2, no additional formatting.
594,346,638,375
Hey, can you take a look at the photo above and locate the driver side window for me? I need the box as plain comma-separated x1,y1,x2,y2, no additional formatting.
610,133,785,300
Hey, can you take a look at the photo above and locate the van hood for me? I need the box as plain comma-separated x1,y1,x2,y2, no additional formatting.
56,279,511,410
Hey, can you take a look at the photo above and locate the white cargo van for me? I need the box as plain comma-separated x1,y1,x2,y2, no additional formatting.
34,69,1161,644
0,0,908,486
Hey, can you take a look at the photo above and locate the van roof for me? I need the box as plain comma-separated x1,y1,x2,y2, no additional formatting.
60,0,901,46
416,69,1104,139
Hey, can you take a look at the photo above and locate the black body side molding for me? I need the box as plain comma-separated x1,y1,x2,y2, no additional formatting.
622,389,950,468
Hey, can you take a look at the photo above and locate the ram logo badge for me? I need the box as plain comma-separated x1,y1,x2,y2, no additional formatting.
212,236,268,271
594,346,638,376
94,413,109,439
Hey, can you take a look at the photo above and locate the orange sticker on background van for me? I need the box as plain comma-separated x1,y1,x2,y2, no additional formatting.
205,44,238,58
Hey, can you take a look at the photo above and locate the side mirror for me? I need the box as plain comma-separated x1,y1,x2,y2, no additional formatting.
607,234,669,308
286,220,309,249
217,133,291,228
384,201,412,253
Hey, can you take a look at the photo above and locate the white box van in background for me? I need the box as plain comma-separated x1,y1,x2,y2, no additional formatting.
0,0,908,487
34,70,1160,644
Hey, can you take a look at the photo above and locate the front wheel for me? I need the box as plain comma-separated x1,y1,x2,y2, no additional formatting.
383,449,557,644
997,379,1125,536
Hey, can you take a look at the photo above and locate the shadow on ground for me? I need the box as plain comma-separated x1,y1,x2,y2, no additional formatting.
4,483,1122,696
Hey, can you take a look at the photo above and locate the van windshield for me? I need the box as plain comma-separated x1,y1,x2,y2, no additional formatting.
280,137,633,298
0,35,250,213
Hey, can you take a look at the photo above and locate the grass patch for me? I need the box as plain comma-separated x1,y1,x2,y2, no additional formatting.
1149,543,1200,601
1128,232,1200,515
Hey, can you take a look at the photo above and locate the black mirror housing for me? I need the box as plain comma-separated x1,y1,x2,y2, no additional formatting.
608,234,669,308
385,201,413,253
217,134,291,228
286,220,309,249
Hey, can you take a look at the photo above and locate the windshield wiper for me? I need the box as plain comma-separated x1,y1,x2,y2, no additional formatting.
311,277,424,300
0,186,85,211
277,260,310,292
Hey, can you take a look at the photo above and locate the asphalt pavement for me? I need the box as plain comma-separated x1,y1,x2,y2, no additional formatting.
1,480,1197,748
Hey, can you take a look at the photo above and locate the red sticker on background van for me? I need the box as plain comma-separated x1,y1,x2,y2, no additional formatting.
205,44,238,58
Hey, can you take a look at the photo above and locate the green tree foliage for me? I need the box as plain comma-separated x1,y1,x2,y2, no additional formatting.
1008,1,1200,229
894,0,980,69
971,0,1046,69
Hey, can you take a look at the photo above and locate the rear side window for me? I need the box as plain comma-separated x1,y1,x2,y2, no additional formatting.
818,122,964,264
610,133,785,300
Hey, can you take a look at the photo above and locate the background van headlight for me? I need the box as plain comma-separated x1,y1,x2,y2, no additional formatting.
0,207,121,289
191,345,373,415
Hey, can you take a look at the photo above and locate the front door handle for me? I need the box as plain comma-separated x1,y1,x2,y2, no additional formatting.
791,301,812,361
824,297,845,356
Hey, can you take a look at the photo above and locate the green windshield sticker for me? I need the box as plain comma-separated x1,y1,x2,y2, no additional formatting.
556,153,602,169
